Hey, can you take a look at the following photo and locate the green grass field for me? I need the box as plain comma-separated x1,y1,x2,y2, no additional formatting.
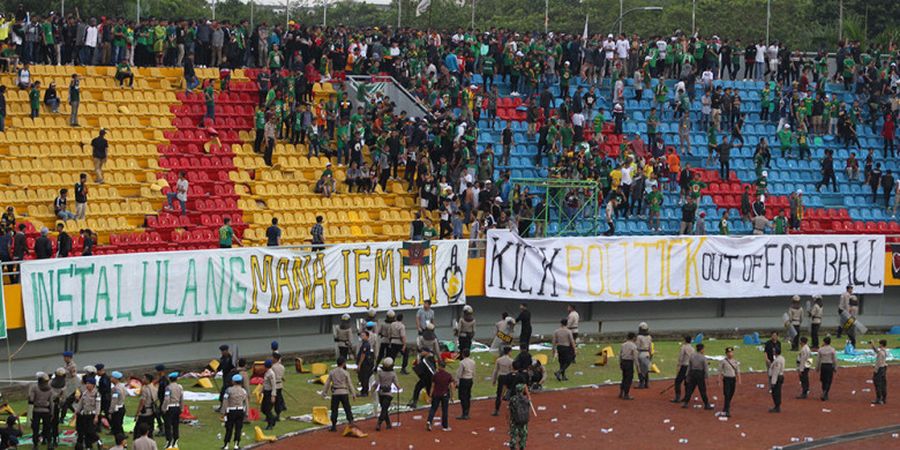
7,333,897,449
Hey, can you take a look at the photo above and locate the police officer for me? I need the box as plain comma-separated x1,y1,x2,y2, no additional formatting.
837,285,852,337
455,349,475,420
28,372,53,447
322,357,356,432
335,313,354,360
796,336,812,399
221,374,249,450
134,373,156,439
154,364,168,431
809,295,823,349
816,336,837,401
420,322,440,355
356,330,375,396
846,295,860,346
719,347,740,417
74,375,101,449
377,309,392,364
552,319,576,382
682,343,713,410
457,305,476,353
387,310,407,361
375,357,400,431
515,303,532,349
787,296,803,351
636,322,653,388
95,364,111,428
59,351,78,422
108,371,127,437
491,346,514,416
566,305,580,341
272,352,286,421
261,359,277,430
162,371,184,448
49,367,67,449
491,314,516,355
768,346,785,412
872,339,888,405
217,345,235,404
619,333,638,400
672,335,694,403
408,348,437,409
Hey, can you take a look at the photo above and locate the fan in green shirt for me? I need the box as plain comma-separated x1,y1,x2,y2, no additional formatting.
482,55,495,76
647,190,663,213
773,213,788,234
29,83,40,117
41,22,54,45
777,126,793,157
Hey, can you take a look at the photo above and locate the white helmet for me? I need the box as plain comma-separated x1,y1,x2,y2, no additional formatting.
638,322,649,330
341,313,350,320
386,309,396,318
426,321,435,330
462,305,473,313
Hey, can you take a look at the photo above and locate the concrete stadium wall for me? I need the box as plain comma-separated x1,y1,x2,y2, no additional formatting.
2,288,898,379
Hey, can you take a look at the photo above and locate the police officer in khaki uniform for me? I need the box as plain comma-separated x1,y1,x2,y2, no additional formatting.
768,346,785,412
872,339,888,405
455,349,476,420
261,359,277,430
335,314,354,360
837,285,852,337
221,374,249,450
491,346,514,416
552,319,576,382
682,343,713,410
796,337,812,399
322,357,356,432
162,371,184,448
619,333,638,400
809,296,823,349
672,335,694,403
272,352,286,420
28,372,53,447
109,371,127,437
719,347,740,417
635,322,653,388
388,310,407,360
74,376,101,449
135,373,156,439
787,295,803,351
375,357,400,431
457,305,476,353
816,336,838,401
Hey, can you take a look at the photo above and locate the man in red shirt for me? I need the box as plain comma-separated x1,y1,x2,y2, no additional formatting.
426,359,456,432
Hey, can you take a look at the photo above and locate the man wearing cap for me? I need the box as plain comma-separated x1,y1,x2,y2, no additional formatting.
335,314,354,360
375,357,400,431
27,372,53,447
109,371,127,437
135,373,156,439
787,296,803,351
261,359,277,430
95,364,111,429
719,347,740,417
322,357,356,432
217,345,235,405
457,305,476,353
162,372,184,448
272,352,286,421
357,330,375,397
222,374,249,449
387,309,407,361
74,375,101,449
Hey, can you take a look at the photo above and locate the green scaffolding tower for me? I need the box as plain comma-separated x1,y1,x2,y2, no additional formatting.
510,178,601,237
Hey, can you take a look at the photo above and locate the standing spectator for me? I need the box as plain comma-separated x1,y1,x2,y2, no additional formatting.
184,52,199,92
10,224,27,282
604,197,617,236
29,81,41,118
0,227,12,275
883,112,895,158
1,206,14,230
718,140,731,181
56,223,72,257
893,177,900,219
266,218,282,247
202,79,215,127
263,115,277,166
0,85,6,132
751,213,771,235
91,129,108,183
881,170,895,209
81,229,95,256
695,212,707,235
501,122,513,166
68,74,80,126
310,215,325,251
814,150,836,193
719,211,730,235
34,227,53,259
773,210,788,234
646,184,663,232
789,190,803,231
869,163,883,203
164,171,189,215
845,152,859,181
54,189,75,221
74,173,88,220
218,217,241,249
679,198,697,234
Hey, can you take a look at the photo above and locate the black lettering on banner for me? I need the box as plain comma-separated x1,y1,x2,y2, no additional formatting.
780,244,793,284
537,247,561,297
723,254,738,282
517,244,534,295
741,255,754,282
701,253,723,282
837,242,851,286
866,239,883,288
763,244,777,288
487,237,514,289
510,243,522,289
793,245,807,283
808,244,822,285
823,244,838,286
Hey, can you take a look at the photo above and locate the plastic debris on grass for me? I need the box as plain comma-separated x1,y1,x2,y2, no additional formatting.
678,438,689,444
663,419,670,424
537,406,547,411
822,409,831,413
551,417,558,422
600,428,613,434
488,427,496,432
669,426,676,431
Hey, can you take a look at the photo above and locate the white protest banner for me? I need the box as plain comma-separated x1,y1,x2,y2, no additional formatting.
485,230,884,302
20,240,467,341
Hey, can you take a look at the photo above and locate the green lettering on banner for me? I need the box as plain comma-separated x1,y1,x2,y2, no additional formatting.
74,264,94,326
205,257,226,315
113,264,130,321
179,259,199,317
30,271,55,332
92,265,114,323
140,261,158,316
228,257,248,314
56,267,73,331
